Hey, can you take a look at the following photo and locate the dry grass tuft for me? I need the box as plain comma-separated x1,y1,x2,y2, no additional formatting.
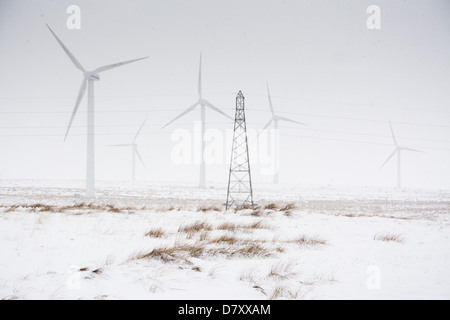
268,285,305,300
246,221,270,230
208,234,239,245
239,269,258,284
268,261,296,279
199,231,209,242
217,220,270,232
106,204,121,213
132,243,206,263
233,204,255,212
374,232,404,243
264,203,278,210
268,285,286,300
145,228,166,238
217,222,238,232
92,267,103,275
291,235,327,247
250,209,264,217
192,266,202,273
207,265,223,278
179,221,213,234
197,206,222,213
230,243,271,258
4,205,19,213
280,203,297,212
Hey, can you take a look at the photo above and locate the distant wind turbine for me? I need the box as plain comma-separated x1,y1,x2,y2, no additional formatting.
47,24,148,198
379,122,424,189
107,119,147,181
261,82,306,184
163,53,233,189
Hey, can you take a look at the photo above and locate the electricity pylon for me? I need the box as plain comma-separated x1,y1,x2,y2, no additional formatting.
225,91,254,210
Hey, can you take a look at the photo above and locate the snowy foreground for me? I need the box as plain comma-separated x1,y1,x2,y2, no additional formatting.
1,180,449,300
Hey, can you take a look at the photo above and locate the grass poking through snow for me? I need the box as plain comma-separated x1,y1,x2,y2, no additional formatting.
374,232,404,243
145,228,166,238
290,235,327,247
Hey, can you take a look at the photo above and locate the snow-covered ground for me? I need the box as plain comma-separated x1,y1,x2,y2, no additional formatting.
0,180,449,300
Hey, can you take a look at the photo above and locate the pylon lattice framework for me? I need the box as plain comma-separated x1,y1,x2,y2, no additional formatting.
225,91,254,210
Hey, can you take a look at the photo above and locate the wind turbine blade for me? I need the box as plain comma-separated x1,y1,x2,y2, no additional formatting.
256,118,274,140
403,147,425,153
277,116,306,126
263,118,274,131
46,24,85,72
198,52,202,98
379,150,397,171
202,99,233,121
92,56,149,74
162,103,198,128
266,82,275,115
133,118,147,143
135,148,147,169
389,121,398,146
64,78,88,141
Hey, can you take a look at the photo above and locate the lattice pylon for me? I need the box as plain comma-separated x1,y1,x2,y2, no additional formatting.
225,91,254,210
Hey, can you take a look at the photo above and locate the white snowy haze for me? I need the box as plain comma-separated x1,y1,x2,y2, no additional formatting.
0,0,450,190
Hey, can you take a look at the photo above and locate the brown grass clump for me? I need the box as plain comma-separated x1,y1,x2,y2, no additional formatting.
217,222,238,232
105,204,121,213
217,220,270,232
208,235,239,245
264,203,278,210
374,232,404,243
199,231,209,241
5,205,19,213
179,221,213,233
246,221,269,230
291,235,327,247
230,243,271,258
250,209,264,217
234,204,255,212
132,244,206,263
197,206,221,213
145,228,166,238
280,203,297,212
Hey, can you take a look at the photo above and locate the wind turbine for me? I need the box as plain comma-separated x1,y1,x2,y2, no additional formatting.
107,119,147,181
46,24,148,198
379,122,424,189
261,82,306,184
163,53,233,189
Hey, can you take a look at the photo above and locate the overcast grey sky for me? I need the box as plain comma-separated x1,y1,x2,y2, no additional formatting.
0,0,449,189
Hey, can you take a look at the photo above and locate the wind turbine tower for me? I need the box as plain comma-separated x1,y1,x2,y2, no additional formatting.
380,122,424,189
163,53,232,189
107,119,147,181
47,25,148,198
262,83,306,184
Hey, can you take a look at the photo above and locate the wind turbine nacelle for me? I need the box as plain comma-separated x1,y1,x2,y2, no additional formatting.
89,74,100,81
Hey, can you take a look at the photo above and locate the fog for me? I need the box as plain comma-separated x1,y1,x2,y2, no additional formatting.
0,0,449,190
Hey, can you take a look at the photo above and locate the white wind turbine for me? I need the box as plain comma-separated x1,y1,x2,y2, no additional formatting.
261,82,306,184
380,122,424,189
47,24,148,198
107,119,147,181
163,53,233,189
